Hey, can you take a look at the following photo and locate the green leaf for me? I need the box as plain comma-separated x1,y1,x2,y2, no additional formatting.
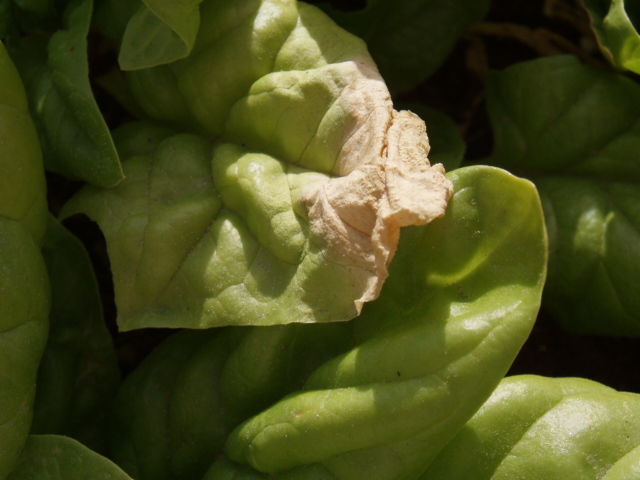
485,55,640,336
0,0,15,38
421,375,640,479
108,166,546,480
486,54,640,182
582,0,640,73
538,177,640,336
0,41,48,244
218,166,547,479
118,0,204,70
320,0,491,93
31,216,121,454
109,323,352,480
63,1,455,330
64,131,332,330
7,435,133,480
0,219,50,479
11,0,55,17
93,0,140,42
0,41,50,478
6,0,60,35
10,0,124,187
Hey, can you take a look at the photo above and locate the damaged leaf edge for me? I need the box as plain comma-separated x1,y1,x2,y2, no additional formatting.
301,109,454,313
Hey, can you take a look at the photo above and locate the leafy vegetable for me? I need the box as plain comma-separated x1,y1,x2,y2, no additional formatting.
320,0,491,92
538,177,640,336
2,1,640,479
422,375,640,479
108,165,547,480
486,54,640,182
0,40,49,479
8,0,124,187
110,323,352,480
118,0,204,70
0,40,48,243
62,0,454,330
485,54,640,335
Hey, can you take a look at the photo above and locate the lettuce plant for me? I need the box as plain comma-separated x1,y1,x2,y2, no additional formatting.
0,0,639,479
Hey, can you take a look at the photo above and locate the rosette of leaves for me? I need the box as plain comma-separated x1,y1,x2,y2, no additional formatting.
483,54,640,336
107,166,548,480
63,0,454,330
422,375,640,479
0,41,50,478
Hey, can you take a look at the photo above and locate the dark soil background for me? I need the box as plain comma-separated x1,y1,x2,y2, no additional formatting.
52,0,640,393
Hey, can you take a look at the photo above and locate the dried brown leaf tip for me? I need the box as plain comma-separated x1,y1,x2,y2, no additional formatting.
302,109,454,312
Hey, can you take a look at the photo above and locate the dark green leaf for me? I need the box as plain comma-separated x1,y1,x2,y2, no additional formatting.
109,323,351,480
321,0,490,93
538,177,640,336
486,55,640,182
31,216,121,454
0,0,15,37
11,0,55,16
0,45,49,476
485,55,640,336
0,219,49,479
10,0,124,187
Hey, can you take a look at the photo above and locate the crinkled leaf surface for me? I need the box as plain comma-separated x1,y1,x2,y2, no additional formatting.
9,0,124,187
6,435,133,480
0,41,49,478
31,216,121,454
320,0,491,93
119,0,204,70
63,0,454,330
107,166,546,480
485,54,640,335
582,0,640,73
422,375,640,480
212,166,547,479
